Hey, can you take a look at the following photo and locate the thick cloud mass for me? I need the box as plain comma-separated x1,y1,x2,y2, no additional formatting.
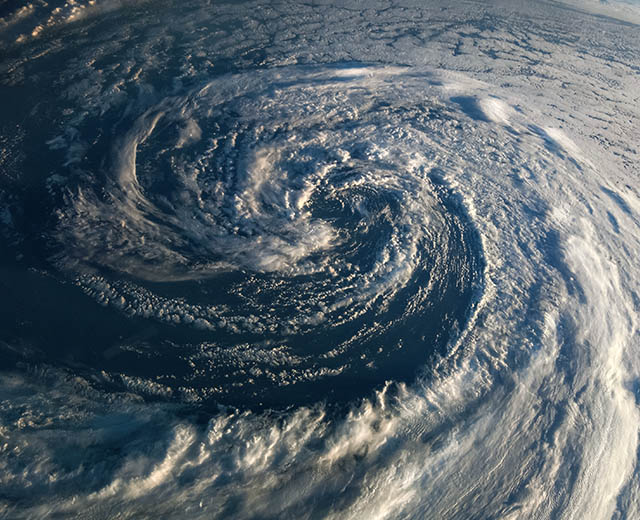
1,1,639,518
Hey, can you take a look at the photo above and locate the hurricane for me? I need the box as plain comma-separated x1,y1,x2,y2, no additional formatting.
1,1,639,518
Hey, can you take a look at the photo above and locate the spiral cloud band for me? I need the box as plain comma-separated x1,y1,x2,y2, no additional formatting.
51,66,483,408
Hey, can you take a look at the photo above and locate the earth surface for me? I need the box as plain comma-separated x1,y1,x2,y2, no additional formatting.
1,1,640,518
